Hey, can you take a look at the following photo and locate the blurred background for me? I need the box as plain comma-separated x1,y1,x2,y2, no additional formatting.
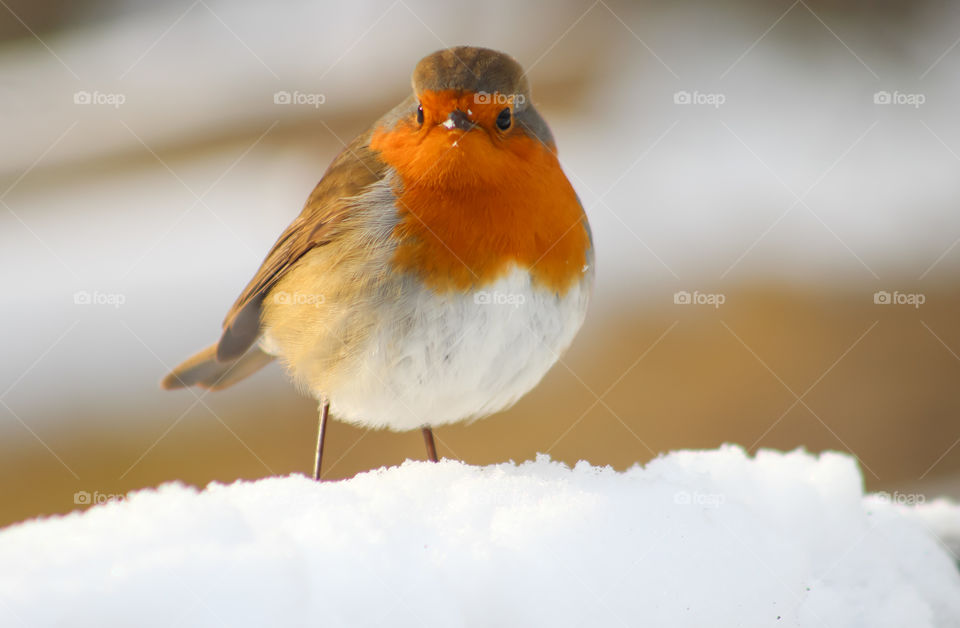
2,0,959,527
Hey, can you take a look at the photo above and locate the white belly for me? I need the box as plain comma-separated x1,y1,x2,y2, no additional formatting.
323,266,590,430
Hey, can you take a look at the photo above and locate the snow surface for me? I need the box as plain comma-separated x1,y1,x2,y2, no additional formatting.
1,446,959,627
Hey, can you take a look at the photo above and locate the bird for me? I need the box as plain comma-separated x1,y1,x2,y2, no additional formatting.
162,46,594,480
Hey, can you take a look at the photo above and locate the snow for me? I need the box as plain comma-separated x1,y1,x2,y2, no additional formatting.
1,446,958,627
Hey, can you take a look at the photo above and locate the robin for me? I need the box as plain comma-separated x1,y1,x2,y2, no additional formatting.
162,46,594,479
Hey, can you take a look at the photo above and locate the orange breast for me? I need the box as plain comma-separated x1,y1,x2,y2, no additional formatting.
370,104,590,296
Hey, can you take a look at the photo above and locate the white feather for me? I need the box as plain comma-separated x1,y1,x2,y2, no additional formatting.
324,267,590,430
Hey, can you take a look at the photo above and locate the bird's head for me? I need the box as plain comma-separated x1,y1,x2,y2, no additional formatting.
371,47,557,189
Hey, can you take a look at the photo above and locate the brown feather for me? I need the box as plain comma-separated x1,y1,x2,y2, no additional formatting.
216,129,388,361
161,344,275,391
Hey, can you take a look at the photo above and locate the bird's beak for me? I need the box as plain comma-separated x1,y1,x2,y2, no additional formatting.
441,109,475,131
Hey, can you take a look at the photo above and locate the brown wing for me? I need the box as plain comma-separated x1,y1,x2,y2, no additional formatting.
216,129,388,361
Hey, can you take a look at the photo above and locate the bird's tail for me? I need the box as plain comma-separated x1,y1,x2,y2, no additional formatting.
161,344,274,391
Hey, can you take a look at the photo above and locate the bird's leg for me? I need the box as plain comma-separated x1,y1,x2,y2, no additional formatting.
422,427,438,462
313,398,330,481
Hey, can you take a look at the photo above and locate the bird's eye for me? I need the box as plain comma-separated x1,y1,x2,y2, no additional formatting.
496,108,511,130
416,104,424,126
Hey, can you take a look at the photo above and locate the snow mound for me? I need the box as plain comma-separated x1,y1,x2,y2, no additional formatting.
2,446,959,627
